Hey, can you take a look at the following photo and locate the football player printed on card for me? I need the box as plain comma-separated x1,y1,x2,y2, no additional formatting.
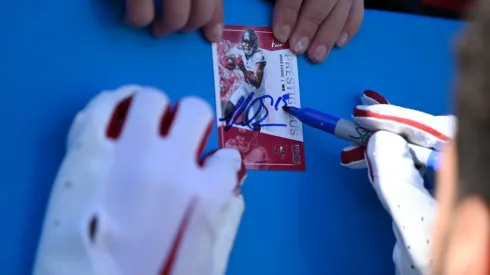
212,26,306,171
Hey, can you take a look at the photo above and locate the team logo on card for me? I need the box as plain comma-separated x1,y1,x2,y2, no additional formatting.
273,145,288,160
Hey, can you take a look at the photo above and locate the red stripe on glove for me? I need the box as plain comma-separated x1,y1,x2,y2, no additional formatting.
353,108,451,141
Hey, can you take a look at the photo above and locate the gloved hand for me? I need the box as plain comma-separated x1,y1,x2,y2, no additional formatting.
340,90,456,274
340,90,456,169
33,85,246,275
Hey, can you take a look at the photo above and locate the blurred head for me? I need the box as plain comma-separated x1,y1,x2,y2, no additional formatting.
432,1,490,273
241,29,259,57
235,128,257,153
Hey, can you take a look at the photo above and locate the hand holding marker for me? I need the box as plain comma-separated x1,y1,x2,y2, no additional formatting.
282,92,452,169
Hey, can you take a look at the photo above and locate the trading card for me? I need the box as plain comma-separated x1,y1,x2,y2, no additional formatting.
211,25,305,171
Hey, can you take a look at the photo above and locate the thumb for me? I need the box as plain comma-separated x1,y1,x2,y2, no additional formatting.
365,131,422,187
365,131,435,272
201,148,246,196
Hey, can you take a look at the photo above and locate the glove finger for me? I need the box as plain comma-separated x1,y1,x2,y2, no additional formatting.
167,96,214,162
200,148,246,275
67,85,137,148
115,86,170,142
365,131,423,187
361,90,390,105
365,131,435,271
339,90,387,170
201,148,246,196
353,104,453,149
340,144,366,169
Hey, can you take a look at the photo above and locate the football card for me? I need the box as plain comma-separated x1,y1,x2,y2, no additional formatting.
212,25,305,171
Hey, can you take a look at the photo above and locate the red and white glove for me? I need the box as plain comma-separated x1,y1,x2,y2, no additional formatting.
33,85,246,275
342,90,457,274
340,90,456,169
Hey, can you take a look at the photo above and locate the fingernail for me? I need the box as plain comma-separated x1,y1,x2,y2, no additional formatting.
336,32,349,47
311,45,328,61
293,37,309,53
211,23,223,42
274,25,290,43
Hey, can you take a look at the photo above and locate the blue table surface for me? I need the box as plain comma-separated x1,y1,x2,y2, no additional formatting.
3,1,462,274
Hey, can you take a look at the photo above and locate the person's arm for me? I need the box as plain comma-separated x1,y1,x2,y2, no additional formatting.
237,52,266,88
240,62,265,88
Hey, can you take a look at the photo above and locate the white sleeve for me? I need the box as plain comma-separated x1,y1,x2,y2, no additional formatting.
252,51,266,65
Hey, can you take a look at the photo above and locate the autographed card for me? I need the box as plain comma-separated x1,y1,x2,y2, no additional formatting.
212,25,305,171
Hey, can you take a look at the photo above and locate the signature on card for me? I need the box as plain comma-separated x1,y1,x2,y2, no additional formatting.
219,92,290,131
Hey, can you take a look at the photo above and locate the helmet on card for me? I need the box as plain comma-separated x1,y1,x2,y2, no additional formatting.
241,29,258,57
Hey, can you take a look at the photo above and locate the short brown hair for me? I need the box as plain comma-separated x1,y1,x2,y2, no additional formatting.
455,0,490,203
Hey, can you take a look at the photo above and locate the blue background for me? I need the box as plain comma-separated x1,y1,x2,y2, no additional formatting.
3,0,461,274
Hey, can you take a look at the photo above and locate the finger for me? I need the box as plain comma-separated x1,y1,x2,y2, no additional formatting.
181,0,216,33
353,104,453,148
202,0,224,42
336,0,364,47
152,0,192,37
202,148,246,195
118,87,170,145
307,0,350,63
340,144,366,169
125,0,155,27
108,87,171,209
365,131,434,270
272,0,303,43
70,85,138,146
361,90,389,105
365,131,418,183
289,0,333,55
167,96,214,160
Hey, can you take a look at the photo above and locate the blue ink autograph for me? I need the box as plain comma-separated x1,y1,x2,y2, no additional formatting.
219,92,290,131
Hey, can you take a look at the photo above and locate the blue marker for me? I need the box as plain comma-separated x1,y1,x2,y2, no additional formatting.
283,106,440,169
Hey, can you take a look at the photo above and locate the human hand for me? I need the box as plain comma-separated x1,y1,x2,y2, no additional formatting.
33,85,246,275
351,91,456,273
364,130,439,273
340,90,456,169
124,0,224,42
272,0,364,63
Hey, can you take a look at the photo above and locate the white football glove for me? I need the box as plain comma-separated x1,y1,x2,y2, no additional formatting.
340,90,456,169
341,90,456,275
33,85,246,275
